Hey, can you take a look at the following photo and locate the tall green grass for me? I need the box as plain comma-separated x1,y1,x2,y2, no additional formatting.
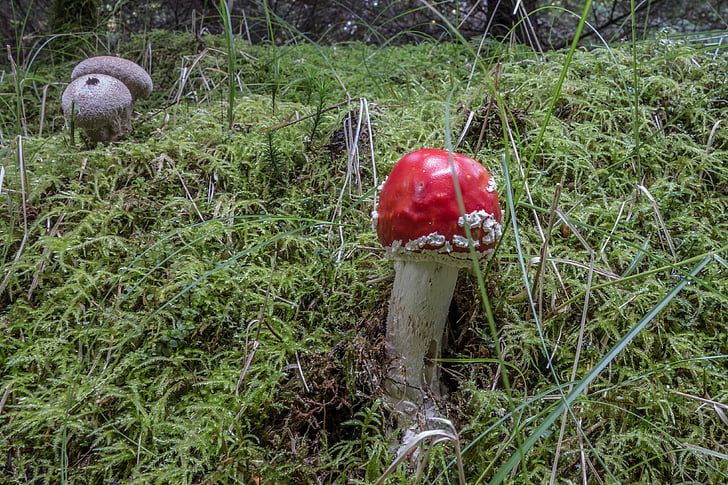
219,0,237,130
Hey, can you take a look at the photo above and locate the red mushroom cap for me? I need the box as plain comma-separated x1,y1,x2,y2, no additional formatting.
374,148,502,264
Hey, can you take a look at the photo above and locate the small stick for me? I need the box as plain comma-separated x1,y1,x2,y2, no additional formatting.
0,136,28,295
637,184,676,260
266,98,363,131
294,351,310,393
0,383,12,415
706,119,722,154
235,340,259,396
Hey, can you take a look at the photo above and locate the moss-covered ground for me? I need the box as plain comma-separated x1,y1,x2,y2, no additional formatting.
1,31,727,483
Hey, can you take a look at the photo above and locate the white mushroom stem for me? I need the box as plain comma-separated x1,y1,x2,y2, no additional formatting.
384,259,459,418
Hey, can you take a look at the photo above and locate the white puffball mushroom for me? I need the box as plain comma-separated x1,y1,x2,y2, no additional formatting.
61,73,133,143
71,56,153,102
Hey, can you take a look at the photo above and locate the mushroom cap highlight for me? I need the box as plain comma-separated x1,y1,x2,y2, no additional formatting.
374,148,502,265
71,56,153,101
62,73,133,143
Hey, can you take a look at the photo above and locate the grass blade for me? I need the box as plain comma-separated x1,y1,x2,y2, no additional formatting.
488,254,713,484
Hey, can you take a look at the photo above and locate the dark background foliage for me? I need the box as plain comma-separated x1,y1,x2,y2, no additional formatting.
3,0,728,65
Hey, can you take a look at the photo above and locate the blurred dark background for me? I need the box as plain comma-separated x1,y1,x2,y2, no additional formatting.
2,0,728,64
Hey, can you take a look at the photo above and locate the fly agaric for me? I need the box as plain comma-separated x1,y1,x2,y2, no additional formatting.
373,148,502,419
61,73,133,143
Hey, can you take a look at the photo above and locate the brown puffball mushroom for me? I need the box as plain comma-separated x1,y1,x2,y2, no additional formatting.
61,73,133,144
71,56,153,102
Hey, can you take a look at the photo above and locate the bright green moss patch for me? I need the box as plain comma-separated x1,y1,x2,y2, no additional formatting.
1,33,727,483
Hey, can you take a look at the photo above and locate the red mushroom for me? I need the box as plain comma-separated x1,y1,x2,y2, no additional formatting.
373,148,502,420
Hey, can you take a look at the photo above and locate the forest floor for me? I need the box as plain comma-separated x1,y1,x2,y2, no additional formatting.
1,30,727,484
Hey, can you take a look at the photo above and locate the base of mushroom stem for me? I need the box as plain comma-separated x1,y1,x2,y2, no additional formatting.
382,383,448,459
382,378,443,426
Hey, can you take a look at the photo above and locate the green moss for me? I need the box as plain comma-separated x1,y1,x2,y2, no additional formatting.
1,32,727,484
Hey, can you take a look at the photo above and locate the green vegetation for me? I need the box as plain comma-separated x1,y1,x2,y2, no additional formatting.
1,27,727,484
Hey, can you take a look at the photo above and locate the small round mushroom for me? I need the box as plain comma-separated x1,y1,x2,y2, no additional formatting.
373,148,502,419
71,56,153,102
61,73,133,143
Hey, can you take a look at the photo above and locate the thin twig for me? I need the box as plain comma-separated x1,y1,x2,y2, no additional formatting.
254,251,284,343
636,184,676,260
39,83,59,136
266,98,363,131
173,163,205,223
550,217,596,485
294,351,310,393
7,46,27,136
236,251,282,394
0,383,12,415
235,340,259,396
705,119,722,154
533,183,562,311
668,390,728,409
0,136,28,296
